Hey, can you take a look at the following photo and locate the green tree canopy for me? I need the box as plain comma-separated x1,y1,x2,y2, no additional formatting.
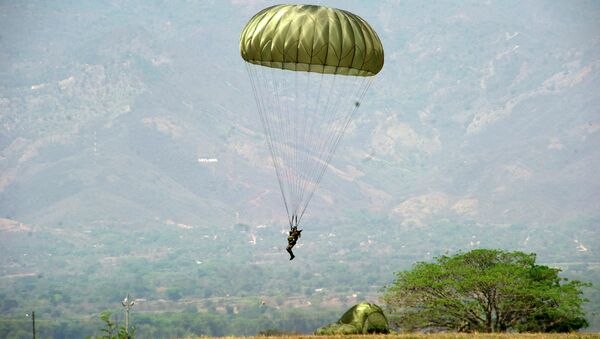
382,249,590,333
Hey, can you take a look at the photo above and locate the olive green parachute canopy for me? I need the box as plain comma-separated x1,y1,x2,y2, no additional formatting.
240,4,384,76
315,302,390,335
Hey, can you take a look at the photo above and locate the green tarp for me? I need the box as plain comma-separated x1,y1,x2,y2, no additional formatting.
315,302,390,335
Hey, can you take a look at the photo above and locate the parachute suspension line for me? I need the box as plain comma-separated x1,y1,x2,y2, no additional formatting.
270,65,299,226
289,68,300,218
260,63,304,226
297,77,372,222
287,70,333,222
295,73,357,220
245,63,292,223
247,62,374,227
296,68,315,218
290,62,301,216
246,63,290,221
294,70,325,219
261,65,288,220
298,76,373,223
292,68,321,219
294,72,345,222
266,65,298,226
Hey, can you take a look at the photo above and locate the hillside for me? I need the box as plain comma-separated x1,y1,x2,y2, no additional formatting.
1,1,599,337
1,1,599,226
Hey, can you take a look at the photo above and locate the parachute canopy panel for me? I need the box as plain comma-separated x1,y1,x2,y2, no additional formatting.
240,4,384,76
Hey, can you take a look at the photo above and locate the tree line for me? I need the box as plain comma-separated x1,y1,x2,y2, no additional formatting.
1,249,592,337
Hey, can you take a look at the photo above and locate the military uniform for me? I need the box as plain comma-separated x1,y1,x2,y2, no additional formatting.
286,226,302,260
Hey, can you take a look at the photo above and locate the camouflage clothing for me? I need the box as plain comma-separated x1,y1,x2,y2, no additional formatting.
286,226,302,260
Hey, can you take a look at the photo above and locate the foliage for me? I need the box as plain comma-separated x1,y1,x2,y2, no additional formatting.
1,216,599,336
94,311,135,339
0,305,339,338
382,249,591,333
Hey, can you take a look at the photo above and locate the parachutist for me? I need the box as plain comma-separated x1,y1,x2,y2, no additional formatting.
286,223,302,260
242,5,383,259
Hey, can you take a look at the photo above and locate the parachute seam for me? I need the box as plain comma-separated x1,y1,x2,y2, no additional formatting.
358,16,371,72
351,12,368,72
255,8,281,61
333,9,344,72
345,11,357,72
323,7,331,73
281,9,297,68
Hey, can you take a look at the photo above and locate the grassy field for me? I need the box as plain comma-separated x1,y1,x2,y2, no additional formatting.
184,334,600,339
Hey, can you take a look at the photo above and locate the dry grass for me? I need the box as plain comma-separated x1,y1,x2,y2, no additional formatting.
184,333,600,339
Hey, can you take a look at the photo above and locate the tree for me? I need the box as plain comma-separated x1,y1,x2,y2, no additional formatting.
165,287,182,301
382,249,590,333
94,311,136,339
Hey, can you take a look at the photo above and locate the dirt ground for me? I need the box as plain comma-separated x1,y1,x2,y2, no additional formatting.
186,333,600,339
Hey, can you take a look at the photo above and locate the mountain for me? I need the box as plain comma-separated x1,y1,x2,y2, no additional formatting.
2,1,599,227
1,0,599,335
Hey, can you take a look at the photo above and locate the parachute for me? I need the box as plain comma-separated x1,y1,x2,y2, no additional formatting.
315,302,390,335
241,4,384,227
